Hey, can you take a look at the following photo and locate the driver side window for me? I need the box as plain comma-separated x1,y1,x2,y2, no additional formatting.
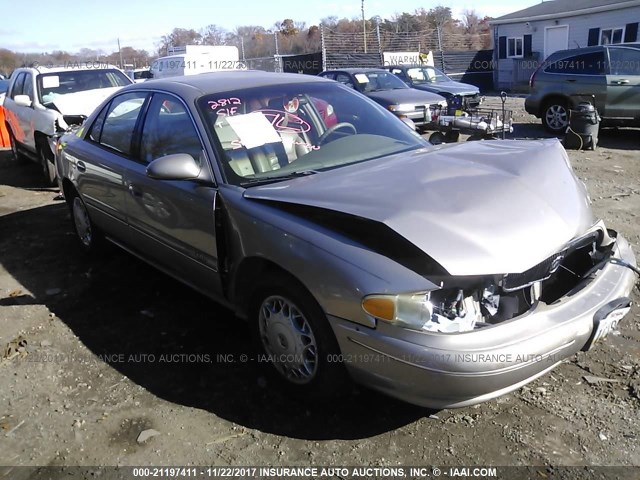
140,94,204,165
97,92,147,156
335,73,355,89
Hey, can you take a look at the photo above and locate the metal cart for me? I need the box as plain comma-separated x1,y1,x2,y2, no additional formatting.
428,92,514,144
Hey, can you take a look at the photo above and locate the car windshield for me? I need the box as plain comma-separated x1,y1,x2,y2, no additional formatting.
406,67,450,84
355,71,409,91
197,82,428,187
37,69,131,104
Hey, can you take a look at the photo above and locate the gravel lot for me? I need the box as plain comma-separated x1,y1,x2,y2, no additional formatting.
1,95,639,475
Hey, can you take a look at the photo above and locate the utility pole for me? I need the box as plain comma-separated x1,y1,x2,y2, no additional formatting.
274,32,281,73
361,0,367,53
117,38,123,69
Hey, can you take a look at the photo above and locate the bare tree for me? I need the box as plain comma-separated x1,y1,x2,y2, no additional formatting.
201,24,228,45
0,48,19,75
158,28,203,55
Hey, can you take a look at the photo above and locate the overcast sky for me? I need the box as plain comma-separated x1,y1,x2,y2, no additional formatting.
0,0,538,53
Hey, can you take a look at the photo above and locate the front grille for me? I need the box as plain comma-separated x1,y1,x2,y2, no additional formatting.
502,252,565,292
502,231,601,292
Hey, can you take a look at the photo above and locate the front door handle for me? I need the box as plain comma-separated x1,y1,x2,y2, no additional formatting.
612,79,630,85
76,161,86,172
128,183,143,197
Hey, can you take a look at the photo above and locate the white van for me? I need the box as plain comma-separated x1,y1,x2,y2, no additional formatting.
151,45,244,80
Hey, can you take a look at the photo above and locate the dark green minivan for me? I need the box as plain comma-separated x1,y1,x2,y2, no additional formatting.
525,43,640,133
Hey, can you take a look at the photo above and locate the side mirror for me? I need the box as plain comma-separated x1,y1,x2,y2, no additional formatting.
147,153,201,181
14,94,32,107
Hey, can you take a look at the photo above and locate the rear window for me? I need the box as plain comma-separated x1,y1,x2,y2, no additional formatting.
37,69,132,104
543,51,606,75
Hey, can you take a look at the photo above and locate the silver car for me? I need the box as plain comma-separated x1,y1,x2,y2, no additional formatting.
55,71,638,408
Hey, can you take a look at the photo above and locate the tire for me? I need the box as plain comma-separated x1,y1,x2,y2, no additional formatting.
542,99,569,134
37,137,57,187
467,134,485,141
68,189,103,253
428,131,446,144
250,273,348,398
444,130,460,143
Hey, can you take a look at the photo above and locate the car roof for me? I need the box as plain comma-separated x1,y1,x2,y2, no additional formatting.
549,42,640,59
121,70,336,100
322,68,388,74
12,65,123,75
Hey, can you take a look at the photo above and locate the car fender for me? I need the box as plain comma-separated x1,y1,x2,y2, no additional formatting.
33,104,60,137
218,185,439,327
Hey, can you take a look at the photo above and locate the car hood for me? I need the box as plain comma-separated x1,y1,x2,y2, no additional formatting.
48,87,124,116
243,139,595,276
366,88,445,105
414,81,479,96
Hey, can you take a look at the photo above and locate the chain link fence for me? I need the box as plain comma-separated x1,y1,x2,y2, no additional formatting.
321,25,492,72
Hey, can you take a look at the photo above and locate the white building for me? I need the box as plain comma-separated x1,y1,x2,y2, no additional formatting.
490,0,640,89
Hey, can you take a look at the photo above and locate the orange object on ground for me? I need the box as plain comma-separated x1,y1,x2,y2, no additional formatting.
0,106,10,147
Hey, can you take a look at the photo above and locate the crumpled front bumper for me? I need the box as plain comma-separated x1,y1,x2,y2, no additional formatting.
329,235,637,409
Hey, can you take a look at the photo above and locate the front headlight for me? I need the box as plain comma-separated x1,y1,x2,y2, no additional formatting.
388,103,415,113
362,292,434,330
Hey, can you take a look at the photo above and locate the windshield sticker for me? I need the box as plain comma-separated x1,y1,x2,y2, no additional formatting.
354,74,369,83
208,97,242,117
283,97,299,113
42,76,60,88
225,112,282,149
294,140,321,151
258,109,311,134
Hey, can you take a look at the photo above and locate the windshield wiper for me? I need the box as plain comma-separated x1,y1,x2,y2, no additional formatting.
240,170,318,187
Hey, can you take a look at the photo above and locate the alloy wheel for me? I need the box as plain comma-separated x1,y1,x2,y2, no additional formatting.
545,104,568,131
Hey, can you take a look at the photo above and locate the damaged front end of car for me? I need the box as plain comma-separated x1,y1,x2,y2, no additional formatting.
362,222,629,335
333,221,637,408
242,138,637,408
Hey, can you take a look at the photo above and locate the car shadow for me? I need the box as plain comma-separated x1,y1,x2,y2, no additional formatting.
0,149,58,190
509,123,640,151
510,122,558,140
596,127,640,151
0,203,430,440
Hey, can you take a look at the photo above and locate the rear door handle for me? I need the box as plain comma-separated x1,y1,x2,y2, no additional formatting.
612,79,630,85
565,79,576,82
76,161,86,172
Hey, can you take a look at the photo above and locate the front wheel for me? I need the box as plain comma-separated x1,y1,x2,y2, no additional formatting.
251,274,348,398
542,100,569,134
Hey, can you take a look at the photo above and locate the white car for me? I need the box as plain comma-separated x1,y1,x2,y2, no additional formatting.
125,68,153,83
3,65,132,185
0,78,9,106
